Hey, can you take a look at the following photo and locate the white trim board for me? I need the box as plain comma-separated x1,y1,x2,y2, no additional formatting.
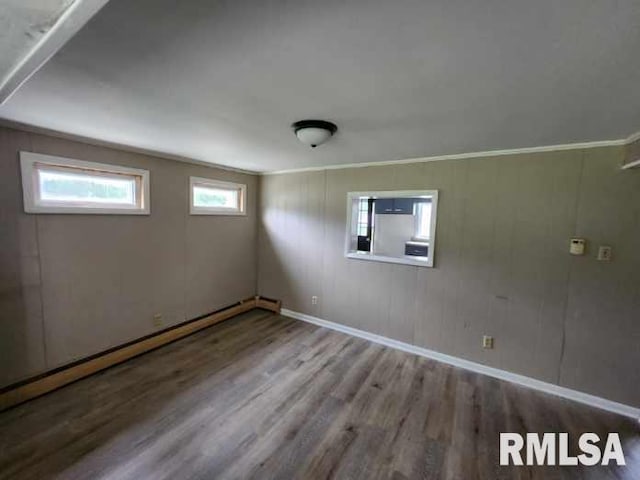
2,120,637,176
625,129,640,145
622,158,640,170
2,121,637,176
265,129,640,175
281,308,640,419
264,140,626,175
0,0,110,104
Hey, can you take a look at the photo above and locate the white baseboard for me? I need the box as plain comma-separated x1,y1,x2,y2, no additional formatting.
281,308,640,420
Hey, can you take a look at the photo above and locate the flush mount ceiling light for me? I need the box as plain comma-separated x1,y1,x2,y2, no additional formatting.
292,120,337,148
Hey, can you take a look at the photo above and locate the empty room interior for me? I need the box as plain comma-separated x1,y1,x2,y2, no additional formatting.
1,1,639,479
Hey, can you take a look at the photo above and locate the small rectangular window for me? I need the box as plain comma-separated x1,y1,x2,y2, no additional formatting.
345,190,439,268
20,152,150,214
190,177,246,215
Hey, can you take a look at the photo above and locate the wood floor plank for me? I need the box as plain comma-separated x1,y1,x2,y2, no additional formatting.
0,311,638,480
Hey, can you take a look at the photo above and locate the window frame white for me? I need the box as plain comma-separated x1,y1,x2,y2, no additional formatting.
345,190,439,268
189,176,247,216
20,152,150,215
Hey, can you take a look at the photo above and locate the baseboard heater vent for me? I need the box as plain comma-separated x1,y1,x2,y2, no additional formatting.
0,296,281,411
256,295,282,312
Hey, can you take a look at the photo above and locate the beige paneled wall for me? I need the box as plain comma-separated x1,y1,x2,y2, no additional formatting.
625,137,640,167
258,146,640,407
0,126,258,387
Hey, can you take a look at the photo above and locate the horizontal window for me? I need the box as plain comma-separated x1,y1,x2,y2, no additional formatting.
21,152,150,214
345,190,439,268
190,177,246,215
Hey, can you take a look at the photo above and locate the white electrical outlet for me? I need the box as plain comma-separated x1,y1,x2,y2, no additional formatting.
570,238,586,255
597,246,612,262
482,335,494,349
153,313,163,327
311,296,318,305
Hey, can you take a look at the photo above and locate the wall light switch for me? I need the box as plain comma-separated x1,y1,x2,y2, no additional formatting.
597,246,612,262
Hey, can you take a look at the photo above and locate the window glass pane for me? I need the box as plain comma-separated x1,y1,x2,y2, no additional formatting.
38,169,136,205
357,198,369,235
193,185,239,209
415,202,432,239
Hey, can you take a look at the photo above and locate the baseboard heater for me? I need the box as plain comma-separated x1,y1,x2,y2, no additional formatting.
0,296,281,412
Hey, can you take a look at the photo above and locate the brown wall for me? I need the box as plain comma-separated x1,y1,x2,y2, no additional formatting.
258,146,640,407
0,126,258,387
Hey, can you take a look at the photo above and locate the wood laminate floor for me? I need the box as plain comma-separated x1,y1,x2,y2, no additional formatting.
0,310,638,480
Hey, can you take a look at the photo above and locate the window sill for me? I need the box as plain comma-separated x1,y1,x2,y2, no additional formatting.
190,209,246,216
26,203,150,215
345,252,433,268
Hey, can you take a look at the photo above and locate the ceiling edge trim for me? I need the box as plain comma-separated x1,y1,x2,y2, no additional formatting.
625,129,640,145
0,0,111,105
0,119,259,176
3,117,637,176
263,138,630,175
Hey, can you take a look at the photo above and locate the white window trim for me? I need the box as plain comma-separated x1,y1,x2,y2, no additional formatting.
20,152,150,215
189,176,247,216
345,190,439,268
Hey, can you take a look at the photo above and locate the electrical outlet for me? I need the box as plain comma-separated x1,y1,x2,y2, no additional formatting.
153,313,163,327
570,238,586,255
482,335,494,349
597,246,612,262
311,296,318,305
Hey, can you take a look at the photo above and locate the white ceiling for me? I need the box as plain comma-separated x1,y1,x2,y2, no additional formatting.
1,0,639,172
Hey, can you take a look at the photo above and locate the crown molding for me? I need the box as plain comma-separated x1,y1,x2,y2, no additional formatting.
625,129,640,145
2,117,637,176
263,139,628,175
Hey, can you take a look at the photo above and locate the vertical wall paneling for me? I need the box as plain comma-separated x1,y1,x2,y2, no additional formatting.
258,146,640,407
0,126,258,385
